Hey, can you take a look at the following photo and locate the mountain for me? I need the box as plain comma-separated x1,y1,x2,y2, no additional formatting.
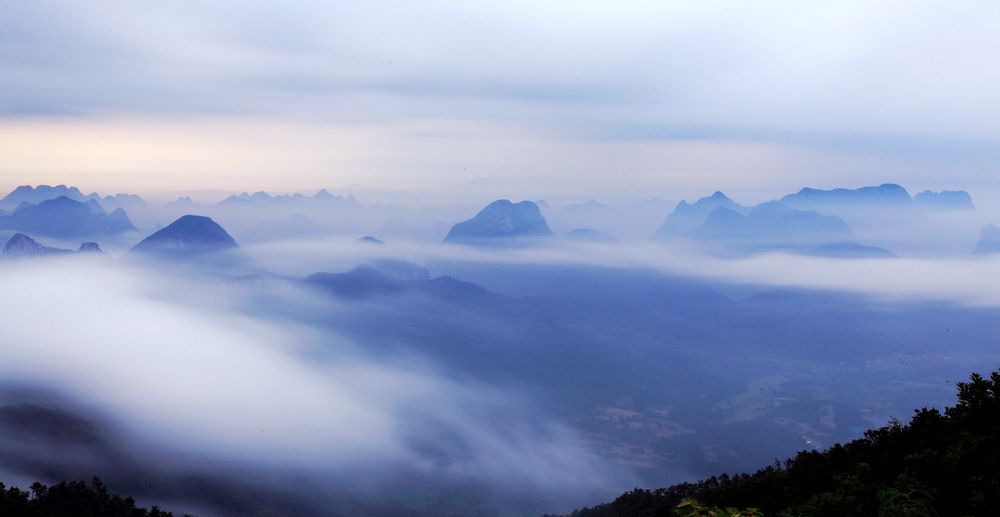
1,185,88,208
77,242,104,254
913,190,975,211
0,196,137,238
91,193,147,212
0,185,146,212
560,367,1000,517
168,196,196,207
305,260,503,305
442,200,554,245
130,215,239,257
0,478,177,516
306,264,406,298
306,260,428,298
779,183,913,212
85,198,105,214
564,228,617,242
1,233,72,257
654,191,747,238
691,201,853,251
358,235,385,245
218,189,360,208
2,233,107,258
974,224,1000,255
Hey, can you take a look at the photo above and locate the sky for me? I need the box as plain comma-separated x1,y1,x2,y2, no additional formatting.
1,1,998,202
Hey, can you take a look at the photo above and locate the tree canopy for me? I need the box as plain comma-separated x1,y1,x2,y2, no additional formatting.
557,368,1000,517
0,478,179,517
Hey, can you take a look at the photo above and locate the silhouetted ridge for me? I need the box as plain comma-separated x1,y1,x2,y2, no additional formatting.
0,477,175,516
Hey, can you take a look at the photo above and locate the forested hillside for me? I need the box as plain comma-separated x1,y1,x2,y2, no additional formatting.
0,478,179,516
558,368,1000,517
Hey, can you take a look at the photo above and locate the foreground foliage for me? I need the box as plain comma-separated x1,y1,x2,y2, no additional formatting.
561,368,1000,516
0,478,176,516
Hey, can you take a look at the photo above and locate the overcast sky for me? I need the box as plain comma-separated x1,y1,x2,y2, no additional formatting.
1,1,998,202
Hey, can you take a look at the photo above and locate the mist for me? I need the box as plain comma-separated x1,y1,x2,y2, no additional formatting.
0,256,626,516
3,184,1000,516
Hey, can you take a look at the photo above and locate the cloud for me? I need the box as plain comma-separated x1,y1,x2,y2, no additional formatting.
1,1,998,197
0,256,621,514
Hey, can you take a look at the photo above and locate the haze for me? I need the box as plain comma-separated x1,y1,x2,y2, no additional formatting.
1,2,1000,517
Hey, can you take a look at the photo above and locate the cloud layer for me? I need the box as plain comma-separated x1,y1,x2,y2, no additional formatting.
0,256,619,515
1,1,998,197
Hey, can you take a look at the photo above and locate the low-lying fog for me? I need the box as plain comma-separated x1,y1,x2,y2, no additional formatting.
0,258,620,516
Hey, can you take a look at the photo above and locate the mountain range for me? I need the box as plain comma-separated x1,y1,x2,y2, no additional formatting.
2,233,103,258
218,189,360,208
1,185,147,212
690,201,853,251
0,196,137,238
653,184,976,255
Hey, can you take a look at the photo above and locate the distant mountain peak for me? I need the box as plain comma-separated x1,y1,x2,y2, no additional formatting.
914,190,975,211
654,191,746,238
443,199,554,245
3,233,44,255
130,214,239,256
780,183,913,209
78,242,104,253
709,191,730,200
974,224,1000,255
2,233,71,257
690,201,853,252
85,198,105,214
358,235,385,245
